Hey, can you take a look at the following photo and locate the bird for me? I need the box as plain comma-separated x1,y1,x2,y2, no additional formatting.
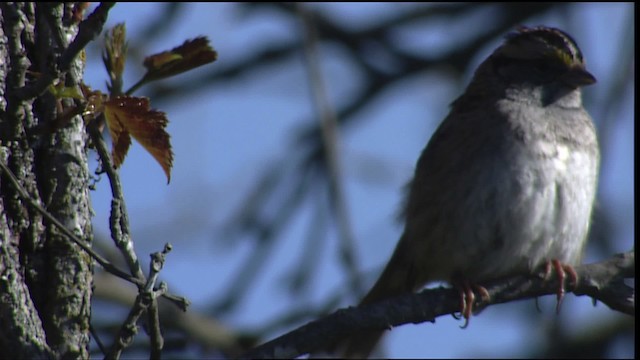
340,26,600,358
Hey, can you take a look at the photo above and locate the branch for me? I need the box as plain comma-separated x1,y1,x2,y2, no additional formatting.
1,144,189,310
88,118,189,355
92,271,256,357
106,245,172,359
0,158,139,286
17,2,115,100
242,251,634,359
87,118,146,280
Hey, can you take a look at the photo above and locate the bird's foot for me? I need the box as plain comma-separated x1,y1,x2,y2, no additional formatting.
542,259,578,314
451,277,490,329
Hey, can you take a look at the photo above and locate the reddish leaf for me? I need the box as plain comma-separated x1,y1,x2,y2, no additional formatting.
103,96,173,183
142,36,218,82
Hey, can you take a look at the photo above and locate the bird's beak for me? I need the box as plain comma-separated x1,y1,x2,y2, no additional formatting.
561,66,596,88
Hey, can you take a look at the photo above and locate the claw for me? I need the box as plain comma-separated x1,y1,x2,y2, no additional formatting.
543,259,578,314
452,278,490,329
460,282,474,329
534,297,542,313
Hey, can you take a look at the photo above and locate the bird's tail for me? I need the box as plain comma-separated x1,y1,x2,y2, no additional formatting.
341,234,416,358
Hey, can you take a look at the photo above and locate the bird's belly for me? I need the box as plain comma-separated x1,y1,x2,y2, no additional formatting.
445,142,597,282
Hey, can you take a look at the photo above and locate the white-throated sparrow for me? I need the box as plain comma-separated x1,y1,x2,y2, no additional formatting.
341,26,600,358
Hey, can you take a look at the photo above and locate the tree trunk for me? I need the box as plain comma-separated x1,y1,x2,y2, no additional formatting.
0,3,93,358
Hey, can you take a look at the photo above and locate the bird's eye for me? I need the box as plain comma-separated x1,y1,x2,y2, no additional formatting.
531,60,551,73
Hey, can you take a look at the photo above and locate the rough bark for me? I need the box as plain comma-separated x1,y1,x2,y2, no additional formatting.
1,3,92,358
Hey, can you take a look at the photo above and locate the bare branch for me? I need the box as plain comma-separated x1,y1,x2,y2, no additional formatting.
242,251,634,359
0,159,139,285
92,271,254,357
17,2,115,100
106,245,173,359
87,118,146,281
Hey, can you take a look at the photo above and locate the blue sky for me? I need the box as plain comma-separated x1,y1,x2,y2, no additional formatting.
84,3,634,358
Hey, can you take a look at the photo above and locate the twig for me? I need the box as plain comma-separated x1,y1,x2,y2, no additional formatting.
147,244,172,359
148,289,165,360
89,324,108,356
87,118,145,281
0,158,141,286
87,120,190,307
17,2,115,100
86,109,189,356
106,245,172,359
145,256,170,355
92,271,246,356
105,291,147,359
0,125,190,310
242,251,635,359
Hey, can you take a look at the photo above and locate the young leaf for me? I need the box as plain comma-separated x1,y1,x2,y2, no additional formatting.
103,96,174,183
127,37,217,94
48,81,85,100
103,23,128,95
